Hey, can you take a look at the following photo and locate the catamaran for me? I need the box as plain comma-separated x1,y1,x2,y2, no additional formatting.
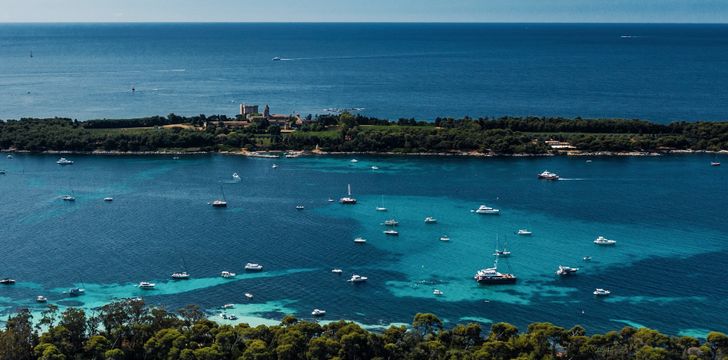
474,257,517,285
340,184,357,204
211,185,227,208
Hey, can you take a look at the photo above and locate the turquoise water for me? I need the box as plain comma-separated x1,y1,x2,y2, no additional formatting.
1,23,728,121
0,153,727,336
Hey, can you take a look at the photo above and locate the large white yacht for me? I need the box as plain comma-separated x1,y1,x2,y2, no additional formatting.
474,258,517,285
556,265,579,276
383,229,399,236
475,205,500,215
312,309,327,317
516,229,532,236
354,237,367,244
171,272,190,280
593,236,617,245
244,263,263,271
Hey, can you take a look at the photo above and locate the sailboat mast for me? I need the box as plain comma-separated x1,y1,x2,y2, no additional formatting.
220,184,226,201
348,184,351,196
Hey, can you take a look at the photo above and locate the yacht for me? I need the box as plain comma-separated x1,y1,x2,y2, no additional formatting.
312,309,327,317
221,271,236,278
340,184,357,204
439,235,450,242
62,195,76,202
244,293,254,299
171,272,190,280
384,219,399,226
56,157,74,165
371,166,379,170
384,229,399,236
711,162,721,167
244,263,263,271
593,288,611,296
376,206,387,212
354,237,367,244
475,205,500,215
103,197,113,202
69,288,85,297
222,304,235,309
138,282,156,290
556,265,579,276
516,229,532,236
537,170,559,180
327,198,335,202
36,295,48,303
272,164,278,169
331,268,343,274
0,278,16,285
211,185,228,207
593,236,617,245
350,159,358,163
583,256,592,262
348,274,368,283
232,172,241,181
433,289,443,296
424,217,437,224
296,205,305,210
474,258,517,285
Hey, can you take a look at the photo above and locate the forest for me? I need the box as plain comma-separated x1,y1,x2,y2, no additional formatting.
1,114,727,154
0,299,726,360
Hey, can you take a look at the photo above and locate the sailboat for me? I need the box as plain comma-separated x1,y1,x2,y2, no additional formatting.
474,256,517,285
376,195,387,212
211,185,227,207
493,235,511,257
171,257,190,280
339,184,357,204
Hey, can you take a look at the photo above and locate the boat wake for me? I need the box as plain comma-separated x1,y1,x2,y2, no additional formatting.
557,178,585,181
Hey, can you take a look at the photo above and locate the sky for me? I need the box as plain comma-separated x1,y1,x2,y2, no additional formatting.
1,0,727,23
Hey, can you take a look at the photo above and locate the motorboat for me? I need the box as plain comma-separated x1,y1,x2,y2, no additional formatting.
376,207,387,212
593,236,617,245
0,278,16,285
272,164,278,169
350,159,358,163
0,170,5,175
103,197,113,202
475,205,500,215
222,304,235,309
474,258,517,285
57,157,74,165
433,289,443,296
593,288,611,296
371,166,379,170
384,229,399,236
227,315,238,320
516,229,532,236
138,282,156,289
221,271,237,278
424,217,437,224
62,195,76,202
556,265,579,276
711,162,721,167
232,172,241,181
354,237,367,244
331,268,343,274
327,198,335,202
537,170,559,180
583,256,592,261
312,309,327,317
211,200,227,208
244,293,254,299
384,219,399,226
272,57,281,61
171,272,190,280
340,184,357,204
348,274,368,283
244,263,263,271
439,235,450,242
36,295,48,303
493,249,511,257
69,288,85,297
6,155,12,159
296,205,305,210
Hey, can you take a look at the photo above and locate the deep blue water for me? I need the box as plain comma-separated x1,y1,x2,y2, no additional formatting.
1,23,728,121
0,153,727,336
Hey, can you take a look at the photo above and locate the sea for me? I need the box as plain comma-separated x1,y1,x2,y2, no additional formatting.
0,153,727,337
0,23,727,121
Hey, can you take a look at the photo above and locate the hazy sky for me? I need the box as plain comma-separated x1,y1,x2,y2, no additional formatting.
1,0,727,23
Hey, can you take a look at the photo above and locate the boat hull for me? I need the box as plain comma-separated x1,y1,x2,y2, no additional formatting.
476,276,517,285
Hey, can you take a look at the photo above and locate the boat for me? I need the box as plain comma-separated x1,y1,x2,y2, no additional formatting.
331,268,343,274
493,249,511,257
296,205,305,210
475,205,500,215
244,293,254,299
172,156,180,160
474,257,517,285
232,172,241,181
711,162,721,167
36,295,48,303
171,272,190,280
354,237,367,244
350,159,358,163
138,282,156,289
384,229,399,236
439,235,450,242
219,313,229,320
433,289,443,296
593,288,611,296
593,236,617,245
348,274,368,283
424,217,437,224
340,184,357,204
376,207,387,211
312,309,327,317
384,219,399,226
222,304,235,309
227,315,238,320
583,256,592,261
272,164,278,169
211,185,228,208
371,166,379,170
327,198,335,202
7,154,13,159
272,57,281,61
62,195,76,202
221,271,236,278
56,157,74,165
537,170,559,180
516,229,532,236
0,170,5,175
0,278,16,285
103,197,113,202
556,265,579,276
244,263,263,271
586,159,592,163
69,288,85,297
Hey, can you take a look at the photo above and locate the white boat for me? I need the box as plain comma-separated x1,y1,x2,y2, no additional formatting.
593,288,611,296
56,157,74,165
556,265,579,276
296,205,305,210
350,159,358,163
227,314,238,320
473,257,518,285
138,282,156,290
537,170,559,180
232,172,241,181
327,198,335,202
376,207,387,211
211,185,228,208
244,263,263,271
433,289,443,296
272,164,278,169
6,155,13,159
354,237,367,244
384,219,399,226
384,229,399,236
312,309,326,317
439,235,450,242
348,274,368,283
0,278,16,285
711,162,721,167
593,236,617,245
340,184,357,204
493,249,511,257
424,217,437,224
371,166,379,170
221,271,236,278
516,229,532,236
583,256,592,261
331,268,343,274
62,195,76,202
222,303,235,309
171,272,190,280
103,197,114,202
36,295,48,303
244,293,254,299
475,205,500,215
